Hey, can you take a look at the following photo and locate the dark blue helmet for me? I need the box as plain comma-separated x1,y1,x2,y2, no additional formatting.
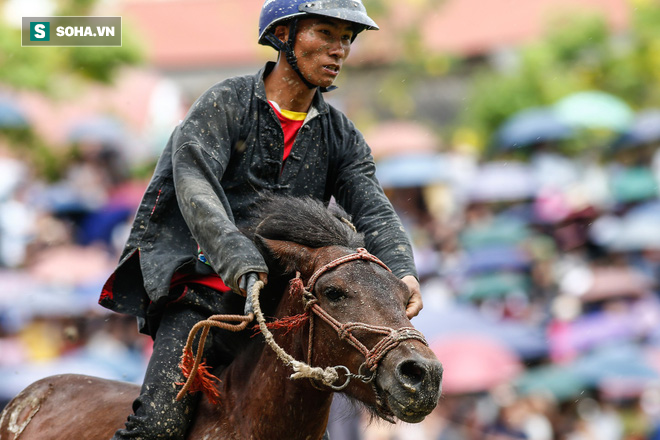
258,0,379,49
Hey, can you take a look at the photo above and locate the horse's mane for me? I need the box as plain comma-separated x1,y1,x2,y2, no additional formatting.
250,195,365,250
248,196,388,424
237,196,384,422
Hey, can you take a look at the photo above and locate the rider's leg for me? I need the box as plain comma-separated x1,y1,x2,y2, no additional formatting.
112,285,226,440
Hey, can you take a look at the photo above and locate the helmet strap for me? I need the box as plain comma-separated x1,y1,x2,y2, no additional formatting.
264,19,337,93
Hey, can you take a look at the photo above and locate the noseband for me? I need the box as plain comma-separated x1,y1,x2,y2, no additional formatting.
289,248,428,391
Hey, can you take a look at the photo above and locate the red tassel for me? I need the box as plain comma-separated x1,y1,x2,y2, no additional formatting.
177,348,222,404
252,313,309,336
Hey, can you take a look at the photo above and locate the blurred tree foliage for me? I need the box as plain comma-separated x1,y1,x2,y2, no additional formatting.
0,0,143,91
457,1,660,149
359,0,457,120
360,0,660,152
0,0,144,180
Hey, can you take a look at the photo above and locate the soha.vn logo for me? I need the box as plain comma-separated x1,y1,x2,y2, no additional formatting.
56,25,116,37
30,22,50,41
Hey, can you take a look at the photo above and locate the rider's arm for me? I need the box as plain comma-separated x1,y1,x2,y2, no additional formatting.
171,84,268,293
328,113,421,317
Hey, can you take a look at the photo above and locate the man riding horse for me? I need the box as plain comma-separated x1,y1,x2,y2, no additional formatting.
99,0,423,438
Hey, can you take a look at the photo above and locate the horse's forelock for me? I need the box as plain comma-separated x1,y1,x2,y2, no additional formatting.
252,196,364,249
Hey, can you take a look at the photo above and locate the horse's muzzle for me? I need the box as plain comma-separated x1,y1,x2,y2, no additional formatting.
378,350,443,423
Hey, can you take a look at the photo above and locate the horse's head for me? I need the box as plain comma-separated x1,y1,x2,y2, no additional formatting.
253,197,442,424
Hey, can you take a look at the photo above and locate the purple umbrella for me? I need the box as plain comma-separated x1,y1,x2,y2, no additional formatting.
413,301,548,359
464,245,531,275
549,302,660,355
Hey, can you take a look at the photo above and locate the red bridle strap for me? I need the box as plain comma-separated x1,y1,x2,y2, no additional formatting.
305,247,390,293
291,248,428,388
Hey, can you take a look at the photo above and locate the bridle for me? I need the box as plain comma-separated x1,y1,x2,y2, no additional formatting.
289,248,428,390
176,248,428,402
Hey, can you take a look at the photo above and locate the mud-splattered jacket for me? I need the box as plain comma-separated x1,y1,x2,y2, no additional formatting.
99,62,417,331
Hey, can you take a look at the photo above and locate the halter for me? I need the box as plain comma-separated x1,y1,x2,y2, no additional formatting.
289,248,428,390
176,248,428,403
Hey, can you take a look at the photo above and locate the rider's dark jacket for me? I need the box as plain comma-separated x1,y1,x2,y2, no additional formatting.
99,62,417,335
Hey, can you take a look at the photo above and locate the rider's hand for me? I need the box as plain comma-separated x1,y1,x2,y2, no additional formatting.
401,275,422,319
238,272,268,297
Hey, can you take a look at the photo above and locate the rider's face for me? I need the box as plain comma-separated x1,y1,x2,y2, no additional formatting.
291,17,354,88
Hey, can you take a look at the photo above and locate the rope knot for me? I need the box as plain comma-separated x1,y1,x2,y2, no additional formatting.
303,294,317,311
364,356,379,372
338,325,351,340
289,274,305,297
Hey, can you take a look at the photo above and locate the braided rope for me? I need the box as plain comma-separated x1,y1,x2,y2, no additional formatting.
305,248,390,294
250,280,340,385
309,303,427,372
176,314,254,401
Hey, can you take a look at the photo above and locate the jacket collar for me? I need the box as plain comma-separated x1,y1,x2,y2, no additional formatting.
255,62,330,116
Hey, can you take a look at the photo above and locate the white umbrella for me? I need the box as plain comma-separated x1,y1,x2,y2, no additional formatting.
467,161,538,202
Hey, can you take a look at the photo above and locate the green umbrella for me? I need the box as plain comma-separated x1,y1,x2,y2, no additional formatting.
462,272,529,301
460,219,530,250
609,167,659,203
554,91,634,132
515,364,591,402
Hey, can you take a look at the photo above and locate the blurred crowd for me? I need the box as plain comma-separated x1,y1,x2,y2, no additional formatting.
339,93,660,440
2,89,660,440
0,129,151,407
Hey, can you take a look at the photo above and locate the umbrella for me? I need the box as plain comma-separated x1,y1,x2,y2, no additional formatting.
530,152,581,190
68,115,129,147
0,351,143,401
571,344,660,398
549,301,660,355
494,107,574,150
614,109,660,148
627,200,660,217
375,153,450,188
27,245,115,286
553,91,634,132
364,121,438,160
467,161,538,202
430,334,523,394
461,272,530,301
464,246,531,275
577,267,654,302
591,203,660,251
460,218,530,250
0,96,29,128
609,167,658,203
413,301,548,360
644,346,660,377
515,364,591,401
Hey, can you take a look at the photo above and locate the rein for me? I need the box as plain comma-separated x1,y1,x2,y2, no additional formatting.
176,248,427,401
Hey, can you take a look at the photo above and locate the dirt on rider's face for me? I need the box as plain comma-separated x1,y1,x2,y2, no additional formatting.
293,17,354,88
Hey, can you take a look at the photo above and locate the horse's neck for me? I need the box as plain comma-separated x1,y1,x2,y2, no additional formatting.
191,295,334,439
225,347,333,438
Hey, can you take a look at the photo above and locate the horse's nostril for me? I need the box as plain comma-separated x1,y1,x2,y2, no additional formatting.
397,360,426,387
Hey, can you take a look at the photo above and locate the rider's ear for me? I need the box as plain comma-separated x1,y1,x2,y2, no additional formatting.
254,234,316,276
273,24,288,44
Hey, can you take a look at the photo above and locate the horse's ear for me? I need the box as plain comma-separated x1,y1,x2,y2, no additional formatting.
254,234,316,275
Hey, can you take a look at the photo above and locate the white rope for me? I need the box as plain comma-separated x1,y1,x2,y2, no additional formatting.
250,280,339,385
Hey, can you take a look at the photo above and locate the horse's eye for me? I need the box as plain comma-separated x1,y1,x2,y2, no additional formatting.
323,287,345,302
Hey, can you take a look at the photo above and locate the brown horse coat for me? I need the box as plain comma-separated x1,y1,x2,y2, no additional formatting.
0,197,441,440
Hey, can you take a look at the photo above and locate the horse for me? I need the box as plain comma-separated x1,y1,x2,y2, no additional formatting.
0,196,442,440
